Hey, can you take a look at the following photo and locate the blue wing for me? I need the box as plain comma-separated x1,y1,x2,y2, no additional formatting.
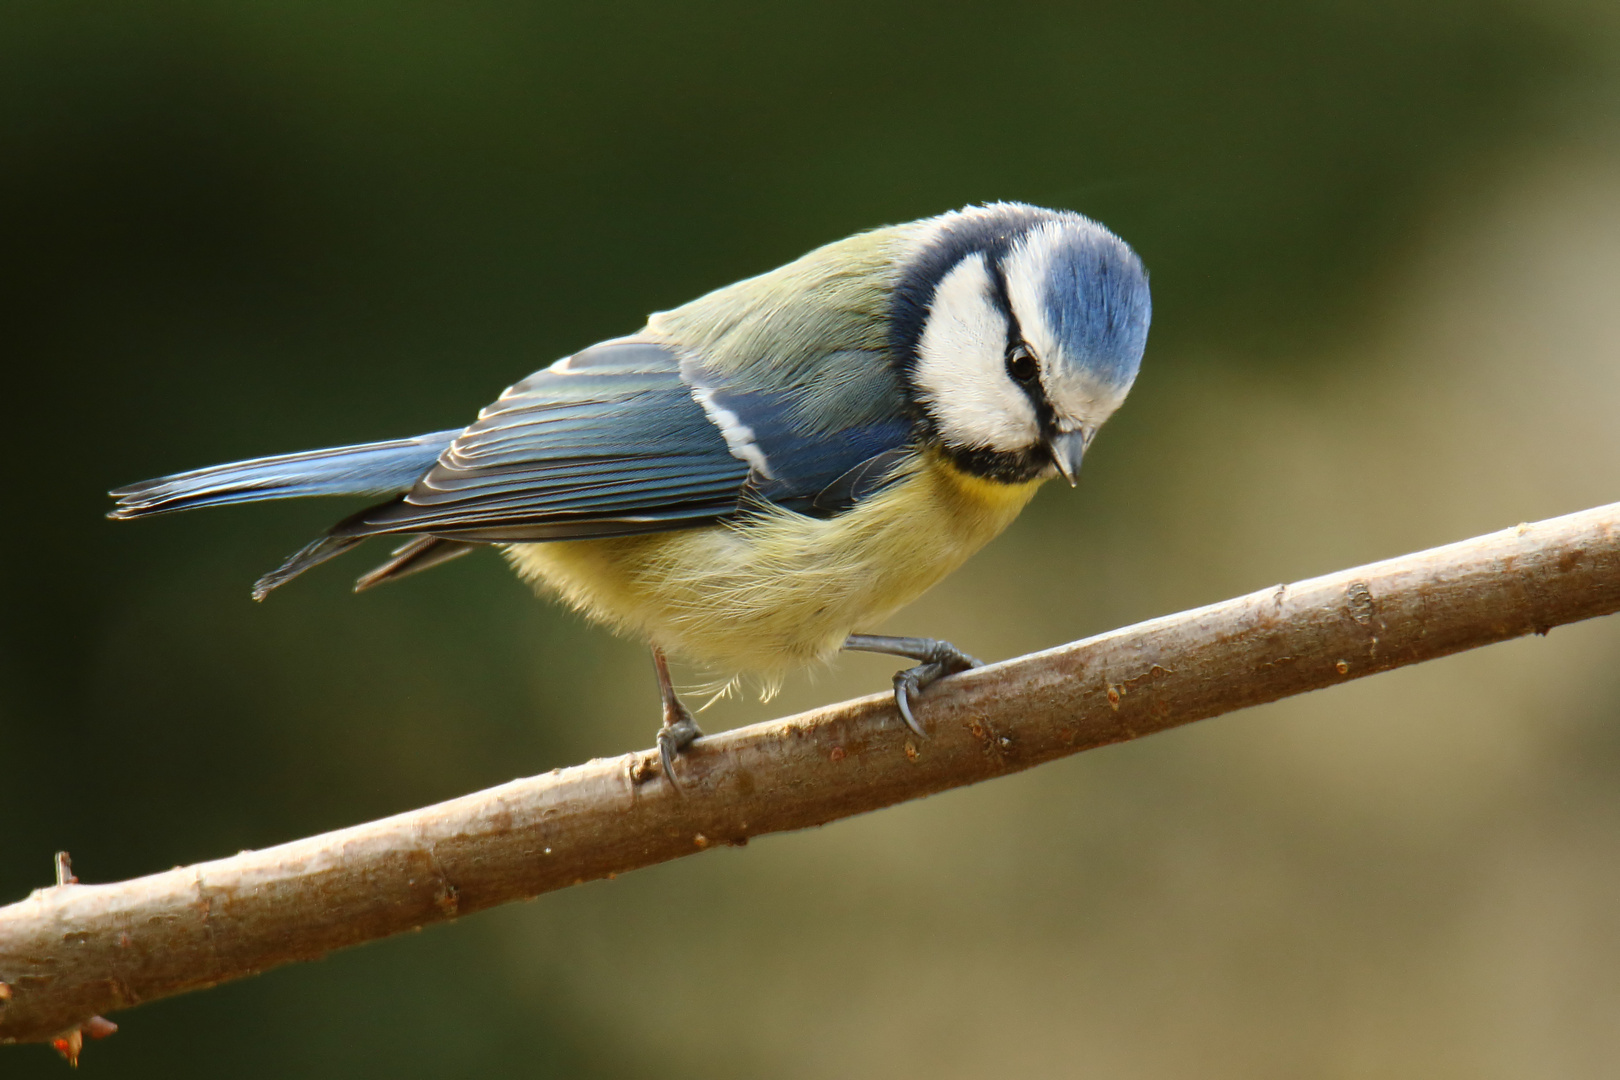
333,339,915,544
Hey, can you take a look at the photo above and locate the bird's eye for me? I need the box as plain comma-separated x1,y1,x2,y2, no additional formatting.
1006,347,1038,385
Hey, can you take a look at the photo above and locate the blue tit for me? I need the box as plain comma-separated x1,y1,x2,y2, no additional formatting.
110,202,1151,786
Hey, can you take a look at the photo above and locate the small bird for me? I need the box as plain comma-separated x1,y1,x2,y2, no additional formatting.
110,203,1151,786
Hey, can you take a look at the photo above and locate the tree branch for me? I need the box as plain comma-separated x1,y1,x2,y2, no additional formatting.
4,502,1620,1050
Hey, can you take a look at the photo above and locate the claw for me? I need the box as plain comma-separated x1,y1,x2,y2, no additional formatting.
657,728,680,792
893,671,927,738
656,712,703,794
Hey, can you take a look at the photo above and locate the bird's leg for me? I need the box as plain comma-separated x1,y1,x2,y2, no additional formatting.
841,634,983,738
652,646,703,791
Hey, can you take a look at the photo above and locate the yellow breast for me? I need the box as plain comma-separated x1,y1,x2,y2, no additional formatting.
504,452,1043,688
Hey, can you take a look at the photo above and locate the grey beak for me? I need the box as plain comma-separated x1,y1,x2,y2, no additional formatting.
1049,431,1085,487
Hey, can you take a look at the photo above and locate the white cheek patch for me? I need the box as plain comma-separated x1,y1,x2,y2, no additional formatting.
913,253,1039,452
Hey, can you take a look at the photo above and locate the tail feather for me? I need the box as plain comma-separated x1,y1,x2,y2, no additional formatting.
108,429,462,520
354,536,479,592
251,535,368,601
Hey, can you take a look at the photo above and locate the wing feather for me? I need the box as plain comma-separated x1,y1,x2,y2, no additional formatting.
336,342,751,539
329,339,917,545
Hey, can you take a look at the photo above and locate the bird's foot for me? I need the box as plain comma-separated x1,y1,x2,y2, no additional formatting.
655,699,704,792
841,635,982,738
649,646,703,792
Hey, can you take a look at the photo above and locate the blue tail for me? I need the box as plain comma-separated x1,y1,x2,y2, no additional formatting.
108,430,462,520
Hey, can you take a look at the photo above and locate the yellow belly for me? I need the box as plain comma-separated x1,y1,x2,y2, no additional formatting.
503,453,1043,688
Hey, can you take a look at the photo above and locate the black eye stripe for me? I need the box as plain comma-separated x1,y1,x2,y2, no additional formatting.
987,257,1058,434
984,255,1024,355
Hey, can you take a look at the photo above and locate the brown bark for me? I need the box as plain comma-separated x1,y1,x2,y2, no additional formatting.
3,501,1619,1048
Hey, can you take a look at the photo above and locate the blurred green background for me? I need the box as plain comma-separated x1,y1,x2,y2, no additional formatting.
4,1,1620,1075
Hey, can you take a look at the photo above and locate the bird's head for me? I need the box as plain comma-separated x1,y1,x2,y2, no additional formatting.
892,203,1151,485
